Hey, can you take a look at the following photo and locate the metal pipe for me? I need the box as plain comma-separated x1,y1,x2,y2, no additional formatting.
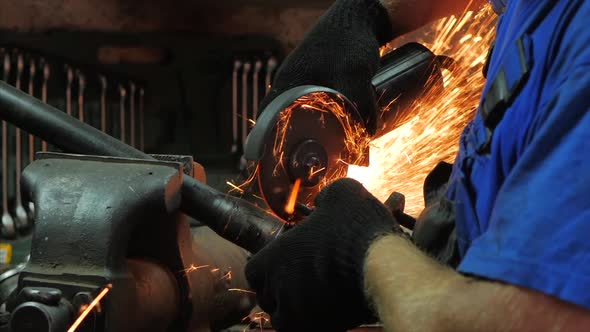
0,80,282,253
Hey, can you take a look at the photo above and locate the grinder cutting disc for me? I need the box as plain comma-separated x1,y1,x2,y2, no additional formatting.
244,86,360,222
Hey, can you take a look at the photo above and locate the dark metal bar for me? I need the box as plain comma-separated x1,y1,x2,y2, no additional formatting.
0,80,282,253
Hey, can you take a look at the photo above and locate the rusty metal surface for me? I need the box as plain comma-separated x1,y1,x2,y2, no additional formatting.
190,226,256,331
127,259,180,331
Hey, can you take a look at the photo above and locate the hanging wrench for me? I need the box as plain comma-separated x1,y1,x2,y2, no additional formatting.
27,57,36,163
26,57,37,219
232,60,242,154
119,84,127,144
129,82,136,147
265,57,278,94
99,75,107,133
139,87,145,151
77,70,85,123
241,61,251,150
13,52,29,231
65,65,74,116
1,51,15,238
252,59,263,121
40,59,50,152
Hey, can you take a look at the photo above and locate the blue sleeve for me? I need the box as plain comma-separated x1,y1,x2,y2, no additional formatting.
457,62,590,309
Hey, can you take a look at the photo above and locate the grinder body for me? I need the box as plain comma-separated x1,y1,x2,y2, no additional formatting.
372,42,444,138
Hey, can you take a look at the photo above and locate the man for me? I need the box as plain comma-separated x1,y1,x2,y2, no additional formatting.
245,0,590,331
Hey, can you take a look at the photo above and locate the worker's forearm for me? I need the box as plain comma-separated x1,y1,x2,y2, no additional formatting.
364,235,590,332
379,0,485,36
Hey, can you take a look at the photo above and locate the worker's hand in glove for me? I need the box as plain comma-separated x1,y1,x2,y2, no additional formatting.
245,178,402,331
260,0,394,134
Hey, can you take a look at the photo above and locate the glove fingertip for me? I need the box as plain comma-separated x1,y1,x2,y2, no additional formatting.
385,191,405,212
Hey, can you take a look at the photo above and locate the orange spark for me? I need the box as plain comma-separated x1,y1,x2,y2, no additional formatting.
348,5,496,216
308,167,326,180
220,270,233,281
284,178,302,215
226,164,259,195
181,264,210,274
228,288,257,295
226,181,245,194
67,284,112,332
242,311,270,332
211,268,221,273
249,119,256,126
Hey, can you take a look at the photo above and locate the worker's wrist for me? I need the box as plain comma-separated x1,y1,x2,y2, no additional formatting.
362,232,467,331
362,233,406,302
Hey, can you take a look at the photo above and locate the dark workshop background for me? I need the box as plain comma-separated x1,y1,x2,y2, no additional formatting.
0,0,333,190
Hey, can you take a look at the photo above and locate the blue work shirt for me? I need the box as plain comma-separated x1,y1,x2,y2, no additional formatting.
447,0,590,309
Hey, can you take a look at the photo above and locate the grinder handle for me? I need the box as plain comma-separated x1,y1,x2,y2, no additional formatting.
371,42,445,139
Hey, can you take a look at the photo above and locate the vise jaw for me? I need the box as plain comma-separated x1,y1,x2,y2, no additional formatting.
6,153,193,332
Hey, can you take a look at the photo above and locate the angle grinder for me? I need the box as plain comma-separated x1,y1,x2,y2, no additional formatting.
244,42,452,222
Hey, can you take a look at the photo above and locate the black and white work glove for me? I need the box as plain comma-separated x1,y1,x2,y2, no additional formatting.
260,0,394,134
245,179,402,331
